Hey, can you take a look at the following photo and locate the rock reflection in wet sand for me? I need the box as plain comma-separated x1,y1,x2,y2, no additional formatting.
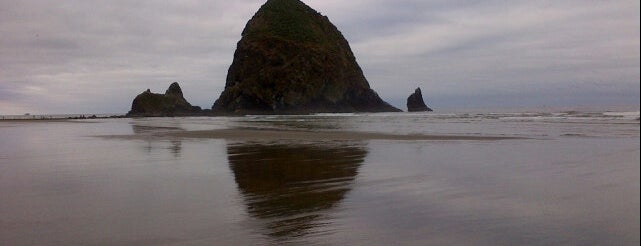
226,141,366,240
131,123,183,157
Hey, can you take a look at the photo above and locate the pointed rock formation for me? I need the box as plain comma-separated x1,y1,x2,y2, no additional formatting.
212,0,400,114
407,87,433,112
165,82,184,97
127,82,202,117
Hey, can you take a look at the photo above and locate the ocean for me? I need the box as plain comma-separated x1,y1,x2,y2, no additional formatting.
1,109,639,245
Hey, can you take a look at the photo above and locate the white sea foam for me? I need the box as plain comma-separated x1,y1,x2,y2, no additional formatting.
603,111,640,119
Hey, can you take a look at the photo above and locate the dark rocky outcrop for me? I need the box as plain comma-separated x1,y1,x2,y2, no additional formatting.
127,82,202,117
407,87,433,112
212,0,400,114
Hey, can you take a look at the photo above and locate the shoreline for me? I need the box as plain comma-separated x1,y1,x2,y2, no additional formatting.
0,114,127,122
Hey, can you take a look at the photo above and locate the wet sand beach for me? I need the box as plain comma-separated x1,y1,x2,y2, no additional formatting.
100,128,525,141
1,112,639,245
170,128,525,141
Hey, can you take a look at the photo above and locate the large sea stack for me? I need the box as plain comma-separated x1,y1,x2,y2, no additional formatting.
407,87,433,112
212,0,400,114
127,82,202,117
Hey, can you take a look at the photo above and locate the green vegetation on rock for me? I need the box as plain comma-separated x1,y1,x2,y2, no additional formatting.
243,0,336,45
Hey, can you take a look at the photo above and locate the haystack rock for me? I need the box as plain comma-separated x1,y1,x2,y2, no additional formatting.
407,87,433,112
212,0,400,114
127,82,202,117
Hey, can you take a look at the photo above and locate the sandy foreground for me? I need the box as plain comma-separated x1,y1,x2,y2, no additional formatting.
101,128,525,141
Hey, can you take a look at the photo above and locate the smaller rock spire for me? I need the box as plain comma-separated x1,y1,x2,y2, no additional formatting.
407,87,433,112
165,82,183,97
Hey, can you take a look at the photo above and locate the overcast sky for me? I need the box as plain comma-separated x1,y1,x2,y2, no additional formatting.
1,0,639,114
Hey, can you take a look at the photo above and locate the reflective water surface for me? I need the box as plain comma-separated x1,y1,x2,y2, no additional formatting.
0,111,639,245
227,142,365,243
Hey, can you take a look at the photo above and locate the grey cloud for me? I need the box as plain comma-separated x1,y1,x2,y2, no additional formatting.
1,0,264,113
341,0,639,109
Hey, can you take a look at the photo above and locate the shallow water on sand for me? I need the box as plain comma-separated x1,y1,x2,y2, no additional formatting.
1,111,639,245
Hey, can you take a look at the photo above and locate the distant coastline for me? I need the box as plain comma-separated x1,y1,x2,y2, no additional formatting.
0,114,127,121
